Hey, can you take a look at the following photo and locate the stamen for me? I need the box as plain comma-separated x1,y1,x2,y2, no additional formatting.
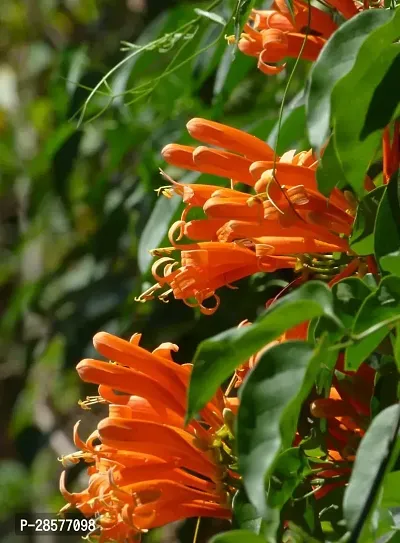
154,185,173,198
78,396,107,410
135,283,162,303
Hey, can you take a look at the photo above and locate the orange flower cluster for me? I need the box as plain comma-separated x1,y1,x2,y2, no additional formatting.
59,332,234,542
309,354,375,499
236,0,360,74
137,117,357,314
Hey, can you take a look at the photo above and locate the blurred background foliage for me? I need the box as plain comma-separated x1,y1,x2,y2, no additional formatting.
0,0,309,540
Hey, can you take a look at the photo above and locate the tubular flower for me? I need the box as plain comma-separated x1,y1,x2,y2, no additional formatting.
309,356,376,499
138,118,370,314
235,0,366,75
59,332,234,542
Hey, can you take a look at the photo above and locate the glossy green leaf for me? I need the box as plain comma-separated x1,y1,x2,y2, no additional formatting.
187,281,341,420
306,9,396,153
353,275,400,337
237,341,318,515
350,186,385,256
381,251,400,277
333,42,400,196
210,530,266,543
361,52,400,139
345,327,389,372
375,170,400,267
343,404,400,539
315,277,373,342
382,471,400,507
383,531,400,543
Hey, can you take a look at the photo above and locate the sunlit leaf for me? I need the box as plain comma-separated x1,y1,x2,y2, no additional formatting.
307,9,397,153
237,341,318,515
333,43,400,196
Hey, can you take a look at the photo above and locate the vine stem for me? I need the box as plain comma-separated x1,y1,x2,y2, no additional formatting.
269,0,312,222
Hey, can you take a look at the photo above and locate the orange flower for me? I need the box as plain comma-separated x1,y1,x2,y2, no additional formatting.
60,332,234,541
309,356,375,499
138,118,364,313
236,0,363,75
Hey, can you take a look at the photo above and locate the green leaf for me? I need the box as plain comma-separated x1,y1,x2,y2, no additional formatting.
333,42,400,196
210,530,266,543
194,8,226,26
306,9,397,153
314,276,374,382
375,170,400,267
350,186,386,256
315,277,373,343
353,275,400,337
382,471,400,507
344,275,400,370
381,251,400,277
187,281,341,420
262,448,311,540
315,134,347,196
383,531,400,543
345,327,389,373
343,404,400,540
237,341,319,516
233,489,265,534
361,52,400,139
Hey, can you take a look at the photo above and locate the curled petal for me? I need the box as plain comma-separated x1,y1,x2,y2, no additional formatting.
258,50,286,75
151,257,177,283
